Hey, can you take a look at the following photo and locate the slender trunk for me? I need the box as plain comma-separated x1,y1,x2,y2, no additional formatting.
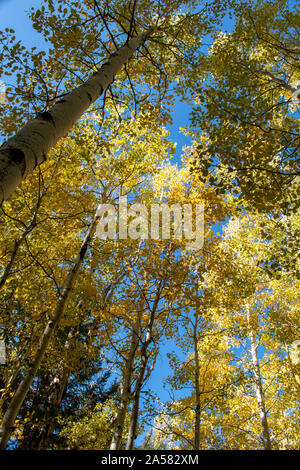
126,388,141,450
246,304,272,450
193,315,201,450
0,211,101,449
249,334,272,450
0,235,27,289
0,29,153,204
125,330,153,450
110,314,141,450
125,285,161,450
125,347,158,450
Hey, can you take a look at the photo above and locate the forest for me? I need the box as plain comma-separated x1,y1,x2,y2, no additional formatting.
0,0,299,451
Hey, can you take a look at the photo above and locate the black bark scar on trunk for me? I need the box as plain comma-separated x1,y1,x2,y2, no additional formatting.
38,111,55,126
10,148,26,175
79,243,88,260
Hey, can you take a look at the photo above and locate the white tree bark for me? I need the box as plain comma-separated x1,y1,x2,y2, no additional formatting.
125,314,157,450
193,313,201,450
110,313,141,450
246,303,272,450
0,29,153,204
125,282,162,450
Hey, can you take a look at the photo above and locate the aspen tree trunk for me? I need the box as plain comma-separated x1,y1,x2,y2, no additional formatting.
110,314,141,450
246,304,272,450
126,286,161,450
126,388,141,450
125,350,158,450
0,210,101,449
193,314,201,450
0,232,28,289
0,29,153,204
125,327,153,450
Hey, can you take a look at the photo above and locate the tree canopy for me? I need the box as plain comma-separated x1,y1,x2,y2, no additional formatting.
0,0,299,451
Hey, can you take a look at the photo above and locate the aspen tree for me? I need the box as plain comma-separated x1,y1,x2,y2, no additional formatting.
0,29,153,204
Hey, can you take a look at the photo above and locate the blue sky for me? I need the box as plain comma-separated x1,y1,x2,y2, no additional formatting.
0,0,43,45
